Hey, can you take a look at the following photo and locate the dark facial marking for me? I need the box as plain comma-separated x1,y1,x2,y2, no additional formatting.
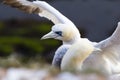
55,31,62,36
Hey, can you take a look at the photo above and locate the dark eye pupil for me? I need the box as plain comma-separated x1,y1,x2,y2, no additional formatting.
55,31,62,36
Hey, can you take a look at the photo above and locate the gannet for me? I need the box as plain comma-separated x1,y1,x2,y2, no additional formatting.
61,22,120,75
3,0,120,75
3,0,81,68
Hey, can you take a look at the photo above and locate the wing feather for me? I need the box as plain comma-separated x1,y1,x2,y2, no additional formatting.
3,0,74,25
96,22,120,64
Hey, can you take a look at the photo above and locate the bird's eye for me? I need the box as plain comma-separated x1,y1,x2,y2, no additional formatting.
55,31,62,36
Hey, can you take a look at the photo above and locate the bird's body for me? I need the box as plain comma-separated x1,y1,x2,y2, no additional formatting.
61,38,95,71
3,0,120,75
61,22,120,75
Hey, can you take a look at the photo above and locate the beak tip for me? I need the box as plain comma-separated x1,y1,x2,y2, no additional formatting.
40,36,45,40
40,31,55,40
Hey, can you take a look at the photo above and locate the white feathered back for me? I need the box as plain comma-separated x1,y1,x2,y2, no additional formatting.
61,39,95,71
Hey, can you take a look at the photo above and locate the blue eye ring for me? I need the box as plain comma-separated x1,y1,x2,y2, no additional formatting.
55,31,62,36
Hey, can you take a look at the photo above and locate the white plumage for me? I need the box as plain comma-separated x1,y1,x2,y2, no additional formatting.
3,0,74,25
3,0,80,68
96,22,120,74
61,22,120,75
61,39,96,71
3,0,120,75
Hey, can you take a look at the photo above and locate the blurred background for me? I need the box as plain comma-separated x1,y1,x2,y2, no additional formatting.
0,0,120,68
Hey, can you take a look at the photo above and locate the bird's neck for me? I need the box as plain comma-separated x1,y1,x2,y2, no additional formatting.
63,36,81,45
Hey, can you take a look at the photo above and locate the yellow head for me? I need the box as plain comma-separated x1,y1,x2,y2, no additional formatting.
41,24,81,44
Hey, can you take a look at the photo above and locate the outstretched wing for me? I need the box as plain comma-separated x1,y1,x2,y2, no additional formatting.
96,22,120,67
3,0,74,25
